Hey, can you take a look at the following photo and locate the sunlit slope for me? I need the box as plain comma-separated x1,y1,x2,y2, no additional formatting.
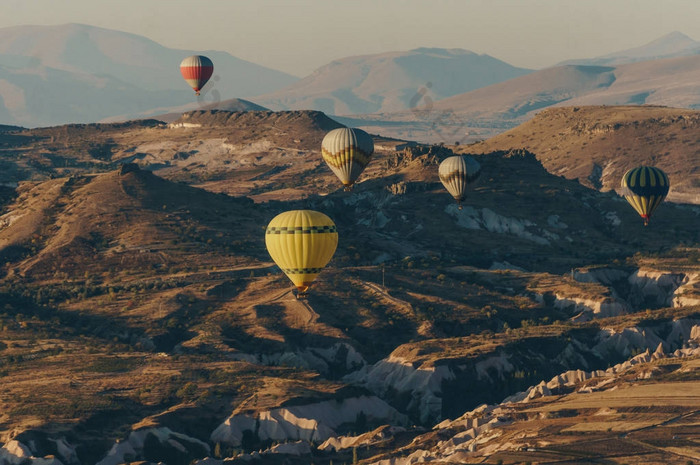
466,105,700,204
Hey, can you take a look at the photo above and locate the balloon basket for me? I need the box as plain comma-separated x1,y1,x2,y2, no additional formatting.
295,286,310,299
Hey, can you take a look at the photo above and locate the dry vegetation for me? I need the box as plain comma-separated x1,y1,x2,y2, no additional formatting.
466,105,700,204
0,108,698,464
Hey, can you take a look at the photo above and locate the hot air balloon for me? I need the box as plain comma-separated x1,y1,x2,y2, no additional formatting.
620,166,670,226
438,155,481,209
265,210,338,298
321,128,374,191
180,55,214,95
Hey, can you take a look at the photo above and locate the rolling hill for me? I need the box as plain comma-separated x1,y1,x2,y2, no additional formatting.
432,64,617,117
0,23,297,127
254,48,531,115
562,31,700,65
0,109,698,464
101,97,269,123
429,54,700,120
465,105,700,205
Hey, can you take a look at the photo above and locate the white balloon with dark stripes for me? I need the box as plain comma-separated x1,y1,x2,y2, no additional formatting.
321,127,374,190
438,155,481,209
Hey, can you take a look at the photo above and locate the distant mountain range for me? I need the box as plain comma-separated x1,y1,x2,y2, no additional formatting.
561,31,700,65
0,23,297,127
433,54,700,116
1,24,699,131
253,48,532,115
344,53,700,144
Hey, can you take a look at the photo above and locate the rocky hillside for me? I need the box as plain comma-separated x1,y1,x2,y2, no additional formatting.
361,330,700,465
0,110,344,198
465,105,700,204
0,109,698,464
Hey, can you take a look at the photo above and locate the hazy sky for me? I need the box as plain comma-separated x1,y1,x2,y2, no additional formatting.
2,0,700,76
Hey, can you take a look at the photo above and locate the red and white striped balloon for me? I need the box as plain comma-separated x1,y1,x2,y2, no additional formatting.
179,55,214,95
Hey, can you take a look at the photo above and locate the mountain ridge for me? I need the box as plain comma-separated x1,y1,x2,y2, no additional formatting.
253,47,532,115
0,23,297,127
561,30,700,65
343,55,700,143
465,105,700,205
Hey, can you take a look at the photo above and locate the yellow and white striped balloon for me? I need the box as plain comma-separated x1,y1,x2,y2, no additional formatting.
321,128,374,190
438,155,481,209
620,166,670,226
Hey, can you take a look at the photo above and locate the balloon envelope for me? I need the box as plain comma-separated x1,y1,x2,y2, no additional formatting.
265,210,338,296
321,128,374,190
180,55,214,95
439,155,481,207
620,166,670,225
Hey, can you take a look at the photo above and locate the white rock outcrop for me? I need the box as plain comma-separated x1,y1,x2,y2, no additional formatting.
346,355,454,423
49,438,77,465
627,269,687,308
573,267,629,286
595,318,700,358
373,322,700,465
475,353,514,381
97,427,209,465
0,441,37,465
446,204,552,245
318,425,406,452
230,342,365,375
0,439,71,465
574,267,699,310
503,320,700,407
552,294,630,319
672,272,700,307
265,440,311,455
211,395,407,446
192,458,223,465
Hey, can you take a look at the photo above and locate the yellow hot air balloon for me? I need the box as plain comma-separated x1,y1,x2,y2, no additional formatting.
321,128,374,191
620,166,670,226
439,155,481,209
265,210,338,298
